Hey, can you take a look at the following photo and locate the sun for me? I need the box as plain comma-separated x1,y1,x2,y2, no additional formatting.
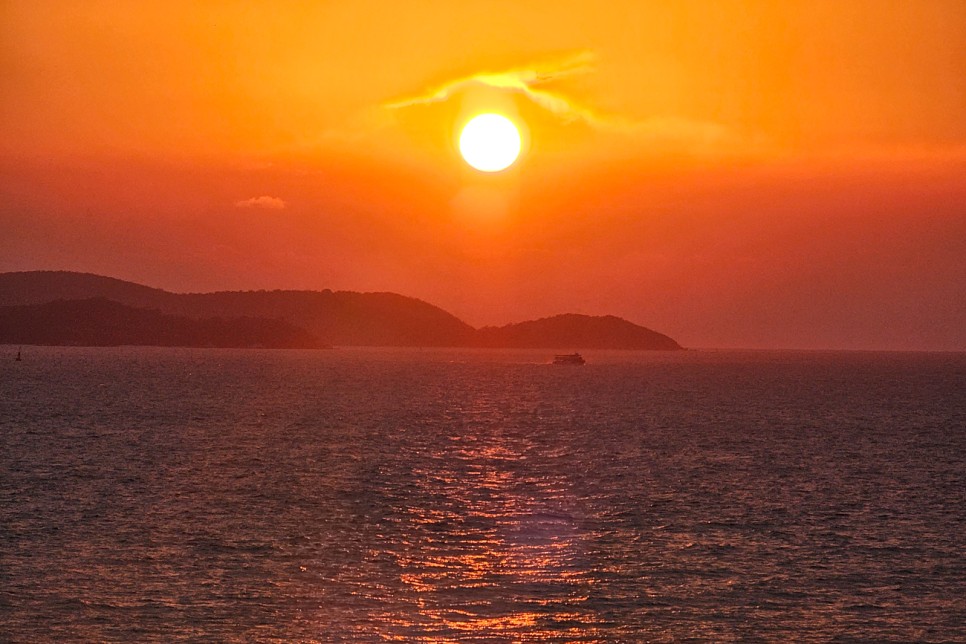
459,114,522,172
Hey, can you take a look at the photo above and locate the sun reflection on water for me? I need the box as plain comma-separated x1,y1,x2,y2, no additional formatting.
381,396,604,640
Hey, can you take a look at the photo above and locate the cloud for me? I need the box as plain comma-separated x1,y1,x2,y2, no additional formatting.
234,195,286,210
383,51,608,127
631,116,741,148
382,51,742,151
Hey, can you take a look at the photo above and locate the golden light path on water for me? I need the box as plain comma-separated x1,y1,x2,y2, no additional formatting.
377,392,603,640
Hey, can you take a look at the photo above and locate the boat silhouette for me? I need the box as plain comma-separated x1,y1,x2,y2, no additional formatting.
553,353,585,365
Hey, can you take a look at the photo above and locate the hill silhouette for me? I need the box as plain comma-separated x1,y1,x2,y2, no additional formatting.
0,298,325,348
0,271,683,350
0,271,474,347
476,314,682,350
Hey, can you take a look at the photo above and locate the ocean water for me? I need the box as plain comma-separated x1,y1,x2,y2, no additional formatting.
1,346,964,642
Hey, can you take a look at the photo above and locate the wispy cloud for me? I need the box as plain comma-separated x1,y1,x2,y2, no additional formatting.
234,195,287,210
382,51,741,151
383,51,608,127
631,116,740,148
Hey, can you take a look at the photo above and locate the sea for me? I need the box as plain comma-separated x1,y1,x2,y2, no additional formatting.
1,346,964,642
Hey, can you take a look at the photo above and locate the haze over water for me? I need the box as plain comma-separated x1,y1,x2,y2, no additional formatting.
2,347,964,641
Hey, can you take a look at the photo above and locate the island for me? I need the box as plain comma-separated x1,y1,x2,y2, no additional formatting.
0,271,683,350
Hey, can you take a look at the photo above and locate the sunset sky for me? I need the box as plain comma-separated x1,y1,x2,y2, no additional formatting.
1,0,964,350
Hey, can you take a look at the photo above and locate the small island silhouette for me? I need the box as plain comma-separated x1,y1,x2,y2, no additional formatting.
0,271,683,350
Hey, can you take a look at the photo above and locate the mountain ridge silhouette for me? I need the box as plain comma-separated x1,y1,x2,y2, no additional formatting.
0,271,683,350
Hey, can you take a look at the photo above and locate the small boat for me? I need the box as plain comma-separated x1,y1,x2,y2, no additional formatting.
553,352,585,365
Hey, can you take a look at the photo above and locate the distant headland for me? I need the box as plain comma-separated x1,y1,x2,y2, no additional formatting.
0,271,683,350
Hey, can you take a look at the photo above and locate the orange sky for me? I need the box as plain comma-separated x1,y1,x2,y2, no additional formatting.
1,0,964,349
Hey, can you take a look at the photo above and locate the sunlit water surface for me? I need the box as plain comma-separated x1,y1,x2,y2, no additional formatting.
2,347,964,642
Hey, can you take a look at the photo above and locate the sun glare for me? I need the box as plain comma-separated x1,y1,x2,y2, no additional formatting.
459,114,521,172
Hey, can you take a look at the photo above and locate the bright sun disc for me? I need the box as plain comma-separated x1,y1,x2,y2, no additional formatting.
459,114,521,172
